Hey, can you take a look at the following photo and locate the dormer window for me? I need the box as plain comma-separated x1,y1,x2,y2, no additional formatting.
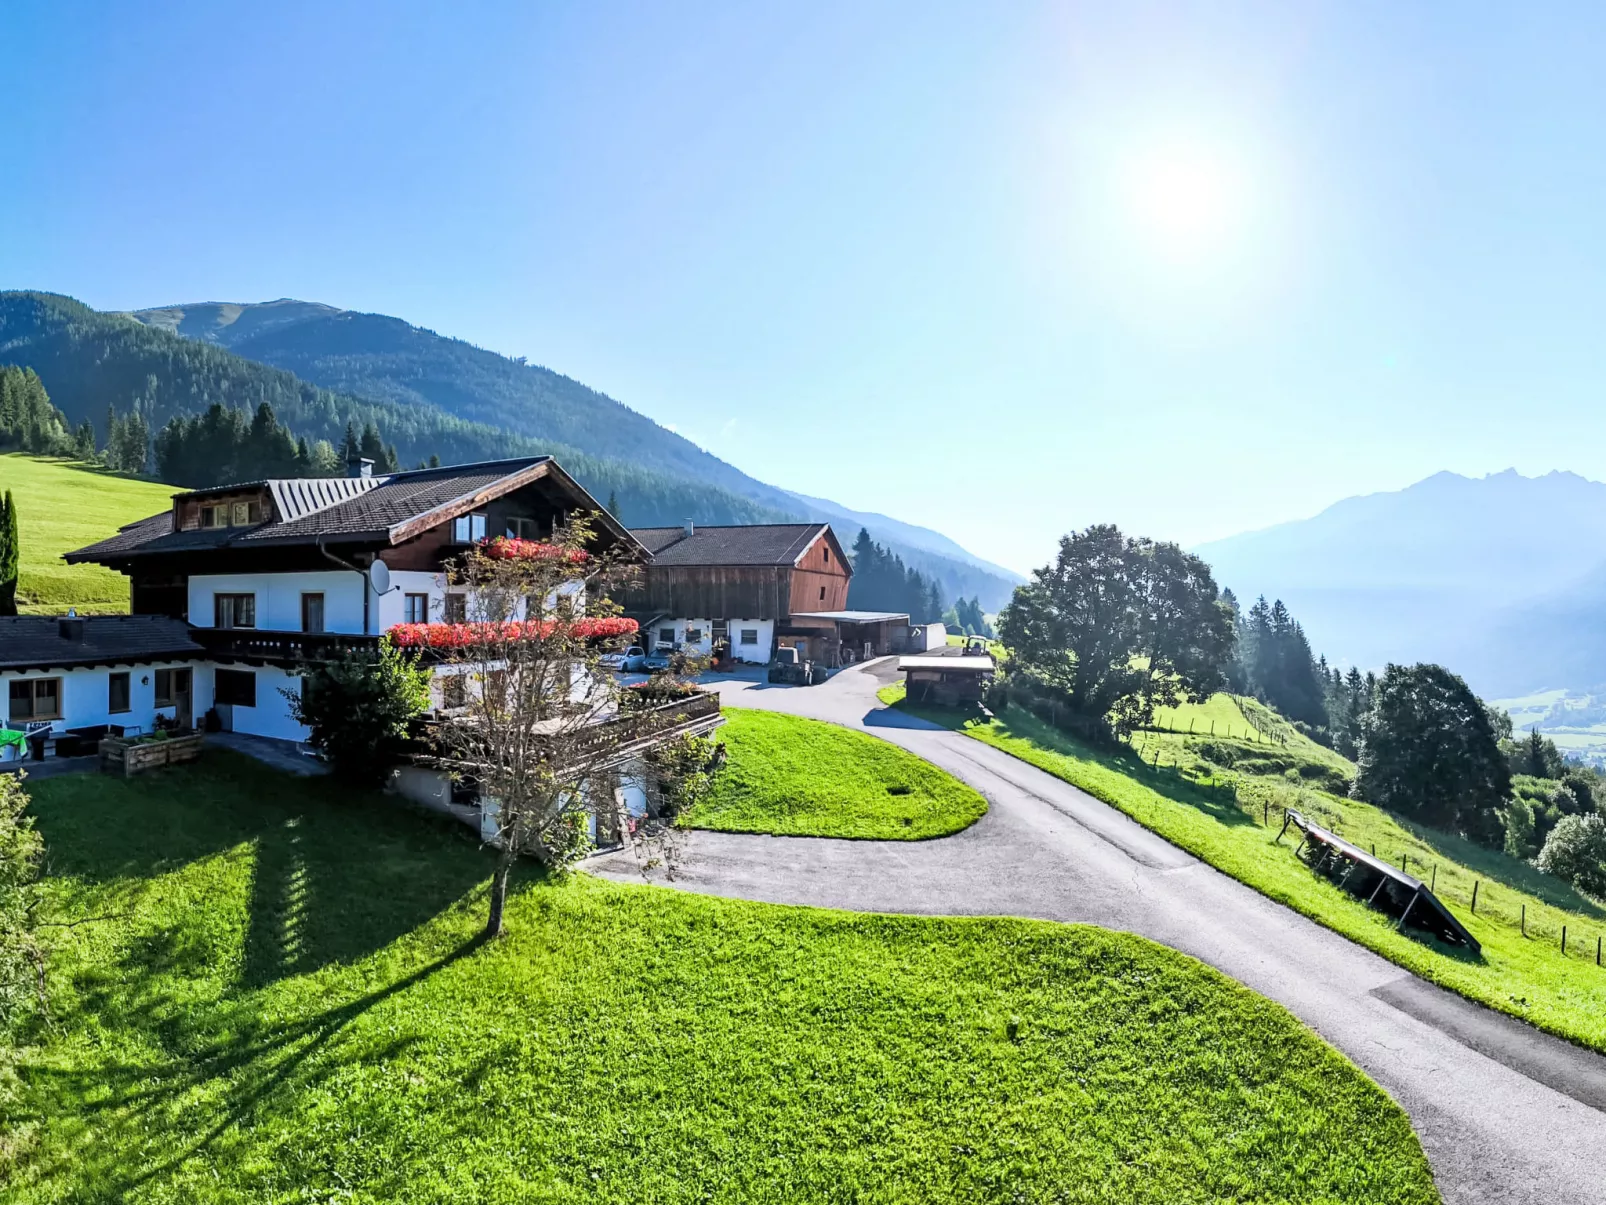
452,513,487,544
199,500,260,529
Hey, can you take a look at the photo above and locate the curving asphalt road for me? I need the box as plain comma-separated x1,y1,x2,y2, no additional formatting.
587,659,1606,1204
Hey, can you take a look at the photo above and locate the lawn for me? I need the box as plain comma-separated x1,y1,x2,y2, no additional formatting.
7,754,1438,1204
937,704,1606,1055
681,708,987,839
0,454,177,613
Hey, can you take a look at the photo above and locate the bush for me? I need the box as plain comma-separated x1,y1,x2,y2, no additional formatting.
0,772,41,1041
1502,795,1538,861
286,639,433,785
1536,813,1606,898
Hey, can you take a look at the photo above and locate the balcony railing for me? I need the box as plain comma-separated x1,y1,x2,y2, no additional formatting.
192,627,381,665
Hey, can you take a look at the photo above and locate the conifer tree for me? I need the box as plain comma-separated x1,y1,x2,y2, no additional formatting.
0,490,18,616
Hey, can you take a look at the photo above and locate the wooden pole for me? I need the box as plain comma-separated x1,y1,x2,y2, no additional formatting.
1471,881,1479,913
1597,935,1601,967
1521,904,1526,937
1562,925,1567,955
1431,864,1437,892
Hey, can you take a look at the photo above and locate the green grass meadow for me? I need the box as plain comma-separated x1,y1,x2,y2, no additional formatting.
0,454,177,613
926,703,1606,1054
682,709,987,839
6,754,1438,1203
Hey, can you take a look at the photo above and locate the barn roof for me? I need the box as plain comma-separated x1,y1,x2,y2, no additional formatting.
630,523,844,569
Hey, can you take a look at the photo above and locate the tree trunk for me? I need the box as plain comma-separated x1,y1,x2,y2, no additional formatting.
485,848,515,938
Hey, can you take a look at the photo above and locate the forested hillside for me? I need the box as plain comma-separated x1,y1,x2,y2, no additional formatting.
0,292,798,527
125,297,1021,608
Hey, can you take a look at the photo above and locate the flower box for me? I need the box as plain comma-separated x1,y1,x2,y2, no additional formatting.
98,731,206,777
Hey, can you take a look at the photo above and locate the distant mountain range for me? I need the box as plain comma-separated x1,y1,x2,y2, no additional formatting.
121,298,1020,608
1195,469,1606,696
0,292,1020,608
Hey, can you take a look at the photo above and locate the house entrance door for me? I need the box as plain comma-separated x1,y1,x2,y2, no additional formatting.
173,669,193,731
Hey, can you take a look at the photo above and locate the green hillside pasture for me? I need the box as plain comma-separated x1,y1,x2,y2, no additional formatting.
9,755,1437,1203
682,709,987,839
0,454,175,613
956,705,1606,1054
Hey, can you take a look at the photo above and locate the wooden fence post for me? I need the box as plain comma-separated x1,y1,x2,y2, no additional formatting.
1562,925,1567,955
1471,881,1479,913
1430,864,1436,892
1521,904,1526,937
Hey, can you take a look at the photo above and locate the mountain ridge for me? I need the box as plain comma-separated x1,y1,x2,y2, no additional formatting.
1195,468,1606,695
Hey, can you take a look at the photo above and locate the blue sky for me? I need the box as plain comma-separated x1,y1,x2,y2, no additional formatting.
5,2,1606,572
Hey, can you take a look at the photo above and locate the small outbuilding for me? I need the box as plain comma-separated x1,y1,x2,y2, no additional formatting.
898,652,996,707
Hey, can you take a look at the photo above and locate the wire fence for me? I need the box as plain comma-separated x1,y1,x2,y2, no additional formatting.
1126,733,1606,972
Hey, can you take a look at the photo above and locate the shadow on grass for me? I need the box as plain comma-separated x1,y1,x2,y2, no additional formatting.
1395,817,1606,923
979,706,1258,831
28,749,492,987
20,929,493,1200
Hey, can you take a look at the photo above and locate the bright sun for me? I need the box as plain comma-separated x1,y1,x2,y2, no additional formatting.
1123,139,1249,262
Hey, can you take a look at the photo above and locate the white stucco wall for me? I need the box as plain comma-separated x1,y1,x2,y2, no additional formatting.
652,617,773,663
2,660,200,735
190,571,369,634
374,570,448,630
200,663,308,742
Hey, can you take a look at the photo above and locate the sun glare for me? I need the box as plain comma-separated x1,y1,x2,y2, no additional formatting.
1123,139,1249,262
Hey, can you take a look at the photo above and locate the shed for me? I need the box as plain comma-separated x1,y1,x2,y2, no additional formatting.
898,653,996,707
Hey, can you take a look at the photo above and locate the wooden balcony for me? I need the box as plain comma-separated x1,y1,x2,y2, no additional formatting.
192,627,381,666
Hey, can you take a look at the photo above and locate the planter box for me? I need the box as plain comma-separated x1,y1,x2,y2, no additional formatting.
99,732,205,777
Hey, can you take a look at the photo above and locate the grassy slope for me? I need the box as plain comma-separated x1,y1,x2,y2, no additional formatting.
0,454,175,613
948,705,1606,1053
8,754,1436,1204
682,709,987,839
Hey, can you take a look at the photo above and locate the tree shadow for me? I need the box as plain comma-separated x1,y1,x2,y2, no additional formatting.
987,707,1257,830
28,749,493,988
19,931,491,1200
1395,816,1606,922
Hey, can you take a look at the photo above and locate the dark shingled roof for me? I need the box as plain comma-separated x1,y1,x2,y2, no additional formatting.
64,457,602,563
630,523,830,567
0,615,205,671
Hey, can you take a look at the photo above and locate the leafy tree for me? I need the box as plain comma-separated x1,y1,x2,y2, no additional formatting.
1352,664,1510,844
1502,795,1539,860
285,639,433,786
436,516,710,937
0,772,42,1043
997,524,1235,740
0,490,17,617
1536,813,1606,897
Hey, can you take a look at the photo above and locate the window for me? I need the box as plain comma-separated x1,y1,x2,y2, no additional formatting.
660,627,675,646
404,593,429,624
740,628,758,646
9,678,61,723
231,501,260,526
214,669,256,707
506,516,539,539
819,586,826,601
199,505,220,529
108,672,131,714
823,547,830,563
686,627,704,644
452,513,488,544
444,593,467,623
154,668,191,708
214,593,256,629
441,674,467,709
301,593,325,634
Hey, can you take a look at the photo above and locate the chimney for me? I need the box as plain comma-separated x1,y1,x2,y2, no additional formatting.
347,456,374,480
683,517,694,538
58,617,85,643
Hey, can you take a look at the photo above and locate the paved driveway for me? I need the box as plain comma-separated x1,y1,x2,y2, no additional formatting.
588,659,1606,1204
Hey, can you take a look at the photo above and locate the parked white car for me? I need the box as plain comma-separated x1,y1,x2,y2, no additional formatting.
601,645,649,672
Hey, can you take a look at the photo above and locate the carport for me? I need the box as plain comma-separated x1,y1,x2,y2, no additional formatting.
784,610,910,667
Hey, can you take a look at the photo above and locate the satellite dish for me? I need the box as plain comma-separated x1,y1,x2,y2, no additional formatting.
368,560,391,594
